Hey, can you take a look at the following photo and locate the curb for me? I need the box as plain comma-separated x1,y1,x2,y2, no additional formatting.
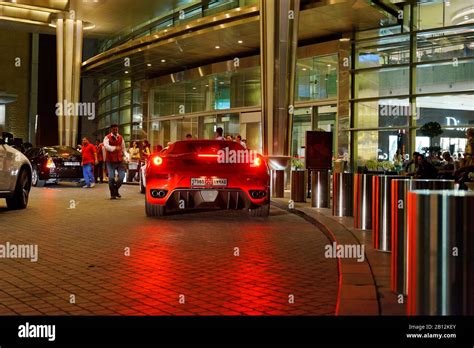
271,199,380,316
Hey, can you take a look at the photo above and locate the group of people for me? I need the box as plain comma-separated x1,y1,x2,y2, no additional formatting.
213,127,247,148
403,128,474,189
78,125,250,199
79,124,153,199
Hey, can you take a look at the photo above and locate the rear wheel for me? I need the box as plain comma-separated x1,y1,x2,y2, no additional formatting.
145,196,166,217
32,167,45,187
6,169,31,210
249,203,270,217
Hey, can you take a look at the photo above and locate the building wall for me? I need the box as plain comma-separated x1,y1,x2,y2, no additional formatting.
0,30,31,140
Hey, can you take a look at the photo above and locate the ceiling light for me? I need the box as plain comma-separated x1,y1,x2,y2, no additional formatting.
464,15,469,20
445,1,450,6
339,37,350,42
147,63,152,67
161,59,166,63
215,45,220,49
302,68,307,71
125,71,129,74
238,40,243,44
327,64,331,67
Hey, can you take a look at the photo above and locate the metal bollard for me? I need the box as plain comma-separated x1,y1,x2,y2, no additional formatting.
391,179,454,295
353,173,373,230
332,173,353,217
311,170,330,208
372,175,399,252
407,190,474,315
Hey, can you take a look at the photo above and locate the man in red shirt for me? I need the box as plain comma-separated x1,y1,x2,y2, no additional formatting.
81,137,98,188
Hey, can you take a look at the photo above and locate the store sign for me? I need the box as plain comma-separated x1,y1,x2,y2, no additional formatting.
446,117,467,132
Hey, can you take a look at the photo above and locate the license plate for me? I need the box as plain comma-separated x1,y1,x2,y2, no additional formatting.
64,162,81,166
191,177,227,187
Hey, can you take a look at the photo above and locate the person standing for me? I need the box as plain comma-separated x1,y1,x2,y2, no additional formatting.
103,124,126,199
81,137,98,188
215,127,225,140
142,140,151,161
127,141,140,182
95,139,105,183
236,134,246,148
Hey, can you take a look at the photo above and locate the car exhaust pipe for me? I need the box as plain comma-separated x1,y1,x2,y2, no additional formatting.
250,190,266,199
151,190,167,198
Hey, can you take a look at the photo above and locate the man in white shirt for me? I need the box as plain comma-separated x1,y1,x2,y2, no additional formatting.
103,124,126,199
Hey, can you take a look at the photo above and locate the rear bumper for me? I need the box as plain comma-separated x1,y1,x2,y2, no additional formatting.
40,167,83,181
147,188,269,211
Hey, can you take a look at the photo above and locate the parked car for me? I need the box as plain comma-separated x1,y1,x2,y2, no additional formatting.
0,132,32,209
145,140,270,217
25,146,83,187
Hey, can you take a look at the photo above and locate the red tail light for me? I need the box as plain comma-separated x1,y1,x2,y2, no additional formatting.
152,156,163,166
252,156,262,167
46,158,55,168
198,154,219,158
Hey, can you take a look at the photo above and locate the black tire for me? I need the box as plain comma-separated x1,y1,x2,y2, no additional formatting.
145,196,166,217
32,167,45,187
249,204,270,217
6,169,31,210
139,171,146,194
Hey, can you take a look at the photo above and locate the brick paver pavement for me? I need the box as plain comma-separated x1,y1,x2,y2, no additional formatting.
0,184,338,315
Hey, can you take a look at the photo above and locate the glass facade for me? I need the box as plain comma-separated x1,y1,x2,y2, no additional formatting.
99,0,258,53
352,0,474,169
147,53,339,154
96,79,143,144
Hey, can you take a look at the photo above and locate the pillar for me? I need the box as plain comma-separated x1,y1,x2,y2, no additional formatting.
56,17,83,146
259,0,300,197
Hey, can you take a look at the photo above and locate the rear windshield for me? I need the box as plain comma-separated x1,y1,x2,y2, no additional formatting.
45,146,81,157
167,141,245,154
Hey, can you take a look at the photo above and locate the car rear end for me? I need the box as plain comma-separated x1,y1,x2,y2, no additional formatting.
41,147,83,182
145,140,270,216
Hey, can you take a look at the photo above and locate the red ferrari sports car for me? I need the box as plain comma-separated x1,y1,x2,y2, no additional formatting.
145,140,270,217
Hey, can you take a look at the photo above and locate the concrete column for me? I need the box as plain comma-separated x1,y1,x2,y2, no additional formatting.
259,0,300,196
56,18,83,146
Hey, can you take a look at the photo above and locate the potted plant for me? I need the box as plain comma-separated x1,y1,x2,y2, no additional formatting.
419,122,444,156
291,157,306,202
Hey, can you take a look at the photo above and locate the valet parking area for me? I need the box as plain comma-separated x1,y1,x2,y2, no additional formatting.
274,169,474,316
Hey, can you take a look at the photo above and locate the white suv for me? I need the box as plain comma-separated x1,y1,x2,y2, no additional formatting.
0,133,32,209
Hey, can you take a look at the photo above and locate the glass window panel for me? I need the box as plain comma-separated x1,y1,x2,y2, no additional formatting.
416,26,474,62
132,88,141,104
414,0,469,30
416,59,474,94
120,90,131,107
111,80,119,94
111,112,119,125
296,55,338,101
105,98,111,112
111,95,119,109
354,129,409,169
415,94,474,128
120,109,131,124
215,75,231,110
122,80,131,89
355,66,409,99
355,35,410,69
133,106,143,123
355,99,410,128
